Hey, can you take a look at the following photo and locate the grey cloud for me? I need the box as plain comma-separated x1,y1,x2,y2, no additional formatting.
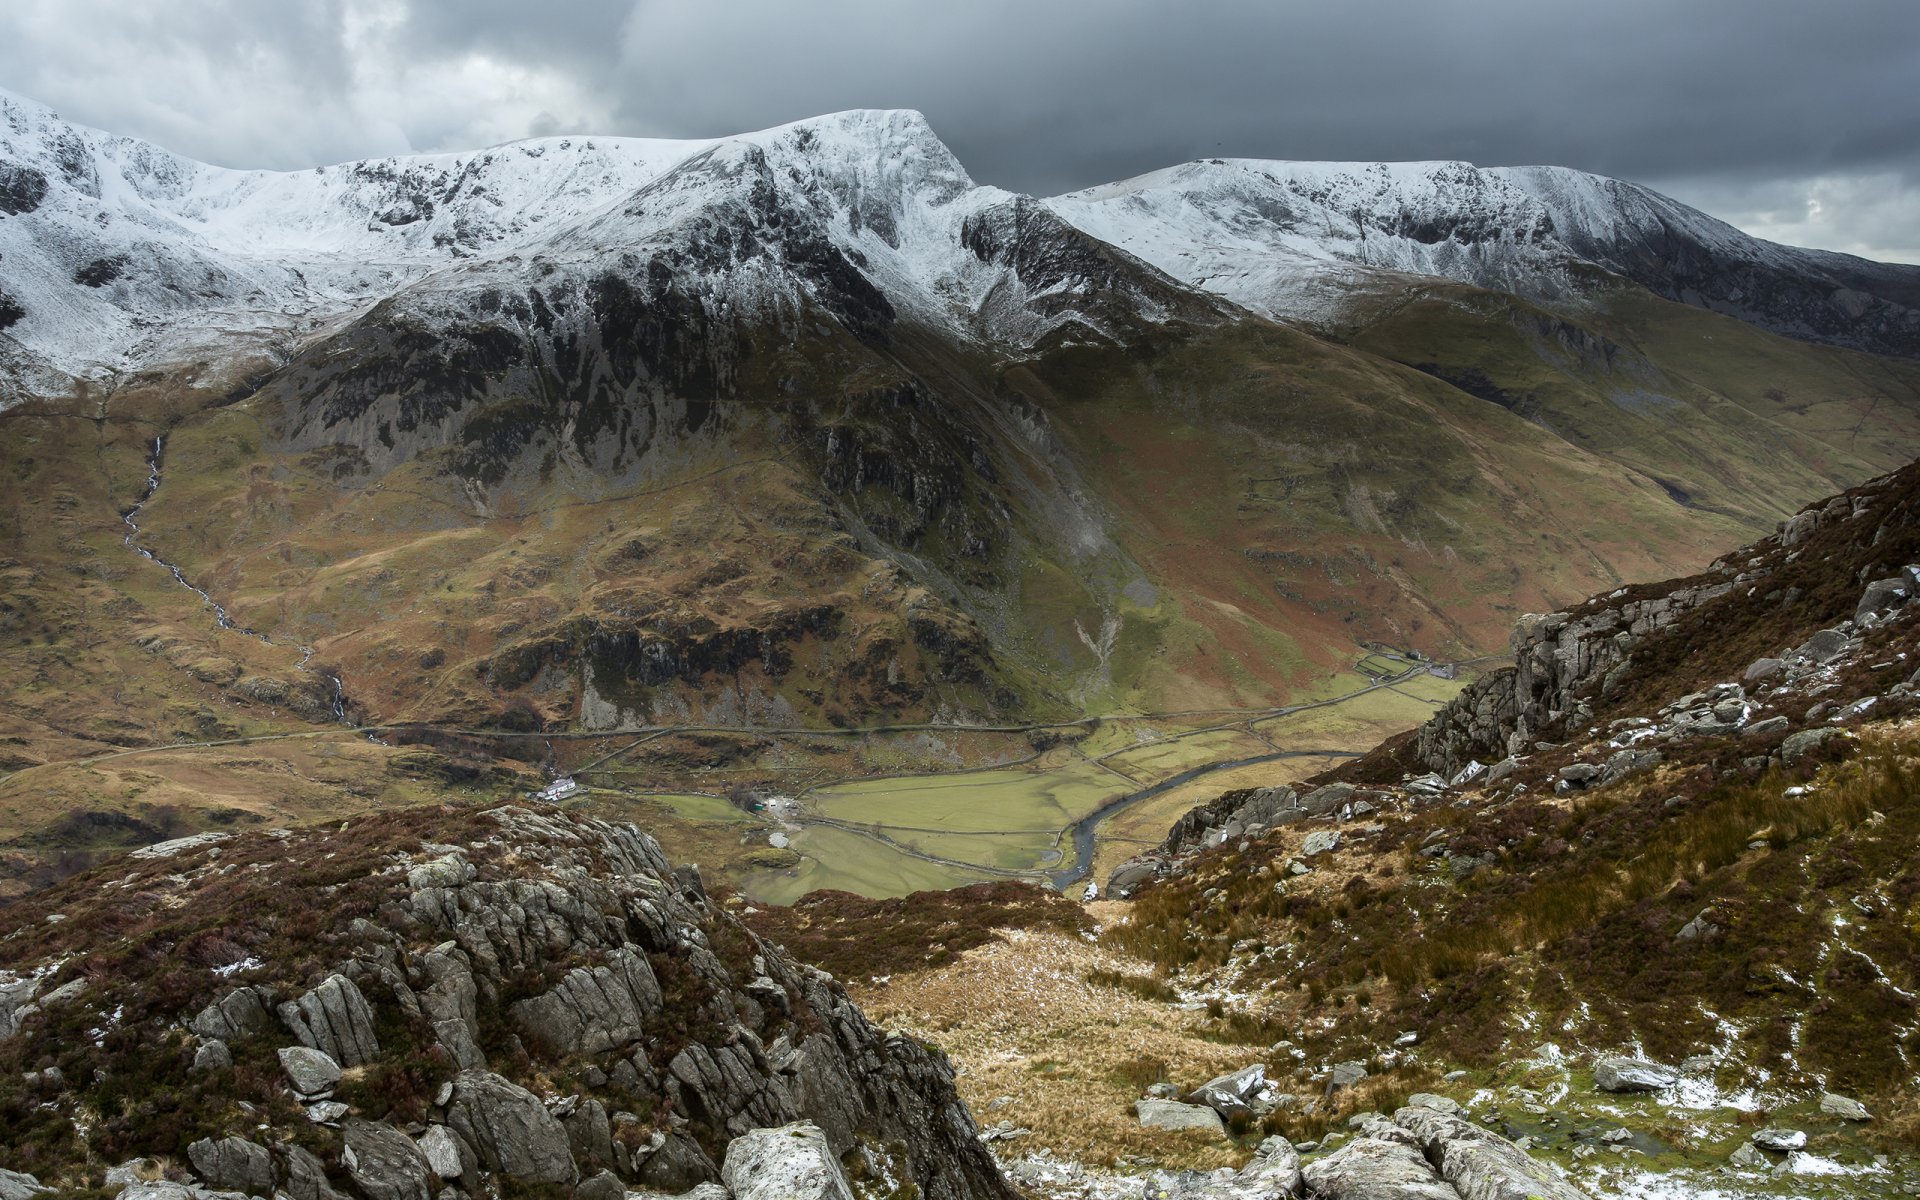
2,0,1917,260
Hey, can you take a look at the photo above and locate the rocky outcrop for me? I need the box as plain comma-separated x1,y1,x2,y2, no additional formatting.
1415,579,1733,778
0,806,1015,1200
279,975,380,1067
185,1137,274,1196
442,1070,578,1187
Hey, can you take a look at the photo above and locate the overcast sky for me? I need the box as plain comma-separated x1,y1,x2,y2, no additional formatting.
5,0,1917,262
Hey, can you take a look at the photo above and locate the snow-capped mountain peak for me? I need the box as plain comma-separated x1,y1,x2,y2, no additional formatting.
2,90,1917,398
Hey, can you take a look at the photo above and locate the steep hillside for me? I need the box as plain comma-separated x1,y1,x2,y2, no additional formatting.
1097,459,1920,1195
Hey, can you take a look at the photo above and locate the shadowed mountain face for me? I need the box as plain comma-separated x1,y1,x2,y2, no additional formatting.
3,88,1920,773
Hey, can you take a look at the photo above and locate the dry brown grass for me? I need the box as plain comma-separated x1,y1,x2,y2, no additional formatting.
854,926,1262,1170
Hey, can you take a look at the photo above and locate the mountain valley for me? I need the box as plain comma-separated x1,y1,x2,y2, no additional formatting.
4,88,1920,1200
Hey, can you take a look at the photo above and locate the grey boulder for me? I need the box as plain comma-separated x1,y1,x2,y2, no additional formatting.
1184,1063,1272,1118
280,1145,348,1200
192,1039,233,1072
1303,1136,1457,1199
186,1136,275,1196
0,1171,48,1200
1592,1056,1677,1092
1134,1098,1226,1134
1751,1127,1807,1152
1395,1105,1592,1200
1820,1092,1872,1121
342,1120,433,1200
1782,727,1848,766
278,1045,343,1097
721,1123,855,1200
443,1069,579,1185
189,986,275,1042
279,974,380,1067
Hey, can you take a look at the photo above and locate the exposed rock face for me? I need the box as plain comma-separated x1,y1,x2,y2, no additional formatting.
185,1136,275,1196
277,1046,343,1096
340,1120,433,1200
1295,1107,1592,1200
279,974,381,1067
443,1070,578,1186
1395,1105,1590,1200
1415,580,1732,777
0,806,1014,1200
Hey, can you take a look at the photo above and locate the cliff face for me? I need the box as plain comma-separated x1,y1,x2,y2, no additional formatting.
0,805,1013,1200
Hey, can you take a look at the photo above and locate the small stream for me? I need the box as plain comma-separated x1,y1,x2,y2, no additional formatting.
121,434,348,723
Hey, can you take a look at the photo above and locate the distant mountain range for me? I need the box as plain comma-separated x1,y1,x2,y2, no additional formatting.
3,86,1920,767
4,87,1917,391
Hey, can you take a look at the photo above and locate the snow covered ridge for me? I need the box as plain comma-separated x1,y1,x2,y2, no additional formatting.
0,87,1045,385
1046,156,1920,353
2,87,1916,393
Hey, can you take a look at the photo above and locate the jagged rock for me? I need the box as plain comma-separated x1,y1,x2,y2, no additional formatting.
189,986,275,1042
1184,1064,1272,1118
0,1171,48,1200
1745,656,1786,682
1855,576,1911,619
1592,1056,1677,1092
1417,583,1731,777
721,1123,855,1200
573,1169,625,1200
1795,628,1851,663
1820,1092,1872,1121
1329,1060,1369,1090
1744,715,1791,737
1728,1142,1772,1170
0,977,40,1041
342,1119,434,1200
1751,1127,1807,1152
280,974,380,1066
1674,909,1720,943
1395,1105,1592,1199
278,1045,343,1096
432,1017,486,1069
636,1132,721,1194
562,1098,619,1175
1600,747,1661,783
280,1145,347,1200
1303,1136,1457,1199
407,854,475,890
1301,830,1341,857
192,1038,232,1072
443,1069,579,1186
417,1126,468,1180
1406,1093,1461,1114
1558,763,1603,786
510,944,662,1055
1782,727,1848,765
306,1100,349,1123
187,1136,275,1195
1134,1099,1226,1134
1178,1136,1304,1198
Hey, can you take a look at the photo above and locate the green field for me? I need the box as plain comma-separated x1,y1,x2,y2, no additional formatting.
664,660,1469,904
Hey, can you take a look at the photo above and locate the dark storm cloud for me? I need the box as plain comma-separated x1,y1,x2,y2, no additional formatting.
3,0,1917,260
